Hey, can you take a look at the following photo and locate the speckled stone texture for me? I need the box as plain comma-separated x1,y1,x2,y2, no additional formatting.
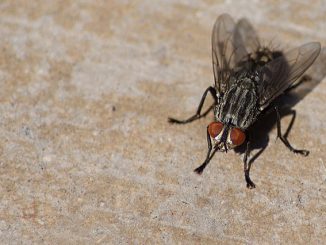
0,0,325,244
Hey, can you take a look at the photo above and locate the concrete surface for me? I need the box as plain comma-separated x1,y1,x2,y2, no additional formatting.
0,0,325,244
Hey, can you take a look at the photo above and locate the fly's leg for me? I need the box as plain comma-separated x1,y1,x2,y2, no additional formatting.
275,106,309,156
194,126,216,174
168,86,217,124
244,139,256,189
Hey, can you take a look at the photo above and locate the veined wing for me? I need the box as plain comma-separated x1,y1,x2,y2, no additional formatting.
234,17,260,63
212,14,248,94
258,42,321,110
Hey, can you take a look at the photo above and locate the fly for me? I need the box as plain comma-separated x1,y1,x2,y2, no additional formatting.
168,14,321,188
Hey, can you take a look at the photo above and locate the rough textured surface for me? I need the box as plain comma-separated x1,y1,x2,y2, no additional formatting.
0,0,325,244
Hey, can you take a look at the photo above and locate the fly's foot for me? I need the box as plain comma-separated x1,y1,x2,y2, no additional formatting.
194,164,206,174
168,117,182,124
246,180,256,189
168,115,200,124
194,166,204,175
294,149,309,156
245,171,256,189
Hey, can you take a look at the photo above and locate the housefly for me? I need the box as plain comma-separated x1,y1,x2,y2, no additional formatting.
168,14,321,188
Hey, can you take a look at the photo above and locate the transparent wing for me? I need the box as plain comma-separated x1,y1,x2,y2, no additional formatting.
234,18,260,63
258,42,321,110
212,14,248,94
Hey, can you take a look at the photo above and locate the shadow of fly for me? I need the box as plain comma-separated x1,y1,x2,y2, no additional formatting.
168,14,321,188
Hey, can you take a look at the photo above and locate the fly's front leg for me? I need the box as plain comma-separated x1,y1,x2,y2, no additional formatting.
194,126,216,174
168,86,217,124
275,106,309,156
244,139,256,189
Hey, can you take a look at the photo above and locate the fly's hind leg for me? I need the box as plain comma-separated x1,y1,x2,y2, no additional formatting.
275,106,309,156
168,86,217,124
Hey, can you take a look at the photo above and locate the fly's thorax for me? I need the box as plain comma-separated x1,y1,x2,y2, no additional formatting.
215,75,260,129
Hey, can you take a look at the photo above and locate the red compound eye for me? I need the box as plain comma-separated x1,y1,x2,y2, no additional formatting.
230,128,246,146
208,122,224,138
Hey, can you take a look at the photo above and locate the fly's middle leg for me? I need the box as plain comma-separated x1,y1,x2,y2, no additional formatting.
275,106,309,156
168,86,217,124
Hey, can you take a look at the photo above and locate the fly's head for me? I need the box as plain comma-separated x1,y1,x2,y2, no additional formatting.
208,121,246,152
